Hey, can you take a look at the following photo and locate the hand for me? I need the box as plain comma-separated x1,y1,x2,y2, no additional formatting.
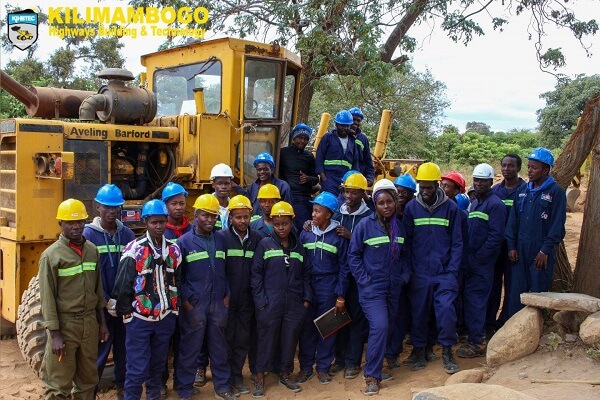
508,250,518,263
334,298,346,316
303,301,311,309
534,251,548,270
335,226,351,239
303,220,313,232
99,323,109,343
49,330,65,358
223,296,230,308
299,171,309,184
182,300,194,312
107,298,117,317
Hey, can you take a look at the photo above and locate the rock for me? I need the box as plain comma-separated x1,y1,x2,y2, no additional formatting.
539,332,563,349
553,310,589,332
486,306,543,367
579,311,600,346
520,292,600,313
518,372,528,379
564,333,578,342
444,369,484,385
412,383,539,400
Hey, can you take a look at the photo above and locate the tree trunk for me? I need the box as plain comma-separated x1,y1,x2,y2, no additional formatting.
297,70,317,123
572,94,600,297
550,93,600,293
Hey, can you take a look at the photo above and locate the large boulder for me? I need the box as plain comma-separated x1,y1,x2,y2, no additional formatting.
579,311,600,346
553,310,588,333
444,368,484,385
486,306,543,367
413,383,539,400
520,292,600,313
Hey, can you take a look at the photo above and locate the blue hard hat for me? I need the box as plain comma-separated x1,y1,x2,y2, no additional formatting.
393,174,417,193
348,107,364,120
161,182,188,202
334,110,353,125
311,191,339,213
291,123,312,139
527,147,554,167
341,170,359,183
455,193,471,211
141,199,169,218
253,152,275,168
95,184,125,206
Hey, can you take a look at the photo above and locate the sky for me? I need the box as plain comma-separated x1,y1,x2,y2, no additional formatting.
1,1,598,133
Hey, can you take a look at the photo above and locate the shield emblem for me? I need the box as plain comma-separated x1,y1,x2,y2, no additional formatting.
7,9,38,51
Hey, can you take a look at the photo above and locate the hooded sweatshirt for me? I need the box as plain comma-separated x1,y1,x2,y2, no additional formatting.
333,200,373,233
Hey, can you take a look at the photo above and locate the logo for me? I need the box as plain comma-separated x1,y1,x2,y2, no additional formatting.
541,193,553,202
7,9,38,51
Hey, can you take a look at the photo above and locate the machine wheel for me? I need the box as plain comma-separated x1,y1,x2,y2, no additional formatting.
16,276,46,377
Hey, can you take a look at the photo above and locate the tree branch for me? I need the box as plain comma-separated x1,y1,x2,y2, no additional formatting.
382,0,429,63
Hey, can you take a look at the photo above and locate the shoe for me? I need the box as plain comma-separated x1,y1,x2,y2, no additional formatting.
425,346,439,362
279,373,301,392
215,391,237,400
456,342,486,358
194,368,206,387
328,362,345,376
442,345,461,374
161,385,168,399
116,386,124,400
402,348,419,365
363,377,380,396
381,373,393,381
386,357,402,369
344,366,360,379
192,387,200,395
232,382,250,395
410,348,427,372
318,371,332,384
252,378,264,398
230,385,240,397
295,370,314,384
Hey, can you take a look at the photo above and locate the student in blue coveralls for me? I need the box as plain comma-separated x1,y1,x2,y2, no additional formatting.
486,154,527,336
176,194,236,400
251,201,312,398
246,152,292,215
249,184,281,238
348,179,410,396
403,162,462,374
348,107,375,186
505,148,566,317
83,184,136,399
210,163,234,231
328,172,374,380
296,192,349,385
217,195,262,396
456,164,506,358
315,110,360,196
111,200,182,400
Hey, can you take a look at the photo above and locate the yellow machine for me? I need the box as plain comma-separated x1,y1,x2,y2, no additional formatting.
0,37,301,373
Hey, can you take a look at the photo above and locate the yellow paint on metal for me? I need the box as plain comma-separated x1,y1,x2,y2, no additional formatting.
314,113,331,151
64,122,179,143
373,110,393,159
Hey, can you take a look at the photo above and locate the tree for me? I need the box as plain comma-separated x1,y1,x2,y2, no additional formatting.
537,74,600,149
465,121,492,136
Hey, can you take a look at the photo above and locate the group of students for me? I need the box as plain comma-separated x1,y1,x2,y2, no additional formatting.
38,112,566,400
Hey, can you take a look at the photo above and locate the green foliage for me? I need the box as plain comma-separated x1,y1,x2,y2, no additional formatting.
537,74,600,149
465,121,491,136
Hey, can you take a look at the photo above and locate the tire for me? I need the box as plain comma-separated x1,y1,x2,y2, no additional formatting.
16,276,46,377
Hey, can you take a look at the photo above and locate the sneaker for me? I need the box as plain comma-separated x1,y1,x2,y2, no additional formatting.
425,346,439,362
411,348,427,372
230,385,240,397
381,373,393,381
456,342,485,358
215,391,237,400
442,345,461,374
344,366,360,379
295,370,314,384
318,372,332,384
232,382,250,395
161,385,168,399
251,378,264,398
279,373,301,392
386,357,402,369
328,362,345,376
402,348,419,365
194,368,206,387
364,377,380,396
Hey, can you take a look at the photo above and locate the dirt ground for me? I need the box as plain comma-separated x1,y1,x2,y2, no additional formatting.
1,179,596,400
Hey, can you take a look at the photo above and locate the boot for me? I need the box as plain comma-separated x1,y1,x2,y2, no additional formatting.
402,348,419,365
425,346,439,362
442,345,460,374
410,347,427,372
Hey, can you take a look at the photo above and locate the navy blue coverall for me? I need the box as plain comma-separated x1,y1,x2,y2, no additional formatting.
354,129,375,184
251,233,312,374
505,176,566,317
403,190,463,349
463,192,506,345
246,175,293,215
298,220,350,374
315,130,360,196
348,214,410,380
176,230,231,397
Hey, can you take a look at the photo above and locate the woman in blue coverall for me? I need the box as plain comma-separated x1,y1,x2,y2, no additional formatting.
348,179,410,396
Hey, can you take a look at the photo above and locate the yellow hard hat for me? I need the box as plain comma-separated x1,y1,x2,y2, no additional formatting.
193,194,220,215
56,198,89,221
343,173,368,190
270,201,295,218
228,195,252,211
257,183,281,199
416,162,441,182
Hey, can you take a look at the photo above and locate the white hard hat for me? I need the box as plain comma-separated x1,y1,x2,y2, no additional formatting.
372,179,396,198
210,163,234,180
472,163,494,179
